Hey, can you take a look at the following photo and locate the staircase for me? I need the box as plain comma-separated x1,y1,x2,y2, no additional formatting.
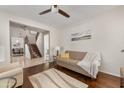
25,36,42,59
30,44,42,58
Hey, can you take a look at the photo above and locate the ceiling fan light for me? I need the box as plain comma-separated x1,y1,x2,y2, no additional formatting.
51,5,58,13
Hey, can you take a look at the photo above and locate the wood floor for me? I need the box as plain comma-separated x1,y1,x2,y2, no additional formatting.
22,62,120,88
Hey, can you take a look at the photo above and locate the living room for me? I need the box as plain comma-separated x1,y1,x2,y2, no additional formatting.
0,0,124,90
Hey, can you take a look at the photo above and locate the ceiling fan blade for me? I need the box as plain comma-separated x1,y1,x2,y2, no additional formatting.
58,9,70,18
39,9,51,15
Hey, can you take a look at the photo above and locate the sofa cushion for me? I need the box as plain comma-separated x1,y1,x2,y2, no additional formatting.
57,58,79,65
60,53,70,59
66,51,87,61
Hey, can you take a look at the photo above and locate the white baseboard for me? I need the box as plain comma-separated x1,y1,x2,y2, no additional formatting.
99,70,120,77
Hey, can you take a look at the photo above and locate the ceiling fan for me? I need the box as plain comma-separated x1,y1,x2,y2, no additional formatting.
39,5,70,18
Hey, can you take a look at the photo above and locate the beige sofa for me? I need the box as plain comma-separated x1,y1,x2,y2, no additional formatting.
0,63,23,87
56,50,97,78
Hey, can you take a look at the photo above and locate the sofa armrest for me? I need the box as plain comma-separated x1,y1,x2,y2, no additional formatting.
0,63,23,87
0,67,22,79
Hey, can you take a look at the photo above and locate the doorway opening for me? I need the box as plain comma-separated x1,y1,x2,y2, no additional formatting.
10,21,50,64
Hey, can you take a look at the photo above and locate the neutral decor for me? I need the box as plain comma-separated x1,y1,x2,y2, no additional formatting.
71,29,91,41
56,50,101,78
29,68,88,88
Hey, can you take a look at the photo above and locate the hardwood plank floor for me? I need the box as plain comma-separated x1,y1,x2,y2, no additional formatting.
22,62,120,88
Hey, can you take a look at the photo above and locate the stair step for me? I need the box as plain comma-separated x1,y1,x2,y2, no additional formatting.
29,44,42,58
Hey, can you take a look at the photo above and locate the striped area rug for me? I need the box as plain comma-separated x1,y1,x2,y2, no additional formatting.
29,68,88,88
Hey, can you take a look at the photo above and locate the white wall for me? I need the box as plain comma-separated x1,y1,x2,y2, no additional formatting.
44,34,50,60
25,44,31,59
10,25,25,38
0,11,59,63
0,12,10,63
36,33,44,56
11,37,24,49
0,46,5,63
59,6,124,77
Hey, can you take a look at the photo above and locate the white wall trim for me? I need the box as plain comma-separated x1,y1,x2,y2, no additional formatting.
99,70,120,77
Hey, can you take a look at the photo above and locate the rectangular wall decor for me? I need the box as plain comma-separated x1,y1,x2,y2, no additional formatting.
71,29,92,41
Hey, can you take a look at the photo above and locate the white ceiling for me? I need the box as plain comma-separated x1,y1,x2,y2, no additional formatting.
0,5,118,29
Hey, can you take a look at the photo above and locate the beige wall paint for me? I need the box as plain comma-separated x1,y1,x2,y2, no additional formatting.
58,6,124,76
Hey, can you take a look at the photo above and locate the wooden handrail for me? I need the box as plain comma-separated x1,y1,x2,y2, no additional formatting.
36,32,40,41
